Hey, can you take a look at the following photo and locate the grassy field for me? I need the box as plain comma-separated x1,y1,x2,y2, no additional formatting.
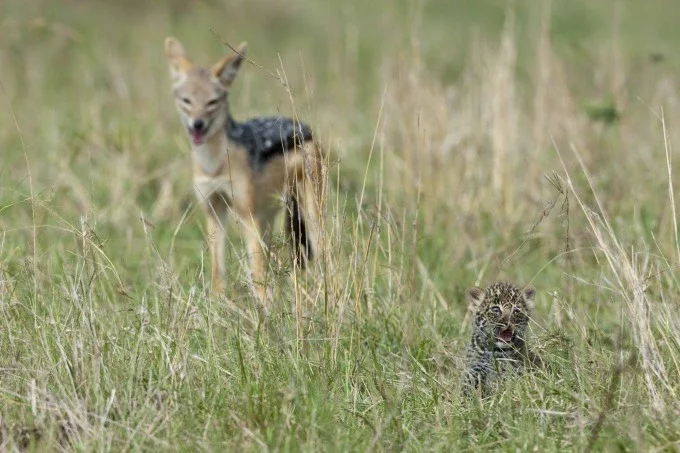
2,0,680,450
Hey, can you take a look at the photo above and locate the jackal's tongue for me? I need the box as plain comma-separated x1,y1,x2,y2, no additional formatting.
191,130,204,145
498,329,514,342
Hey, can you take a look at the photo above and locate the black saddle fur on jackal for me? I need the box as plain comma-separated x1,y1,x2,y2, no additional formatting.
226,115,313,170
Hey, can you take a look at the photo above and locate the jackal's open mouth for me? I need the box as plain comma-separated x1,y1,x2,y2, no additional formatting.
187,120,211,145
189,128,206,145
497,329,514,343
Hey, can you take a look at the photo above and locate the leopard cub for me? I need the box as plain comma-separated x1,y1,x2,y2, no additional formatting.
463,281,542,395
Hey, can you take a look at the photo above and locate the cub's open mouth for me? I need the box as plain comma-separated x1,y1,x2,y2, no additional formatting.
497,329,514,342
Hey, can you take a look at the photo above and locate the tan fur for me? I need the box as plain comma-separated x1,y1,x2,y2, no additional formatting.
164,37,325,309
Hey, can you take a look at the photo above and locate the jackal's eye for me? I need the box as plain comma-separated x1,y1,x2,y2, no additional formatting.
206,98,220,108
180,97,192,105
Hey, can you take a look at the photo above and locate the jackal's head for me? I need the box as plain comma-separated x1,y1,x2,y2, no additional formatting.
164,37,247,146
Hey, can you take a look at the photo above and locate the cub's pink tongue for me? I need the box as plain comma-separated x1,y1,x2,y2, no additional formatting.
191,131,204,145
499,329,513,342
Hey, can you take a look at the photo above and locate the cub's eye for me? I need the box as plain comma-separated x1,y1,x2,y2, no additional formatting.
181,97,192,105
488,306,502,316
206,98,220,107
513,306,522,314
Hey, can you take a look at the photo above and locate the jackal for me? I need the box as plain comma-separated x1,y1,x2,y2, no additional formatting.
164,37,325,308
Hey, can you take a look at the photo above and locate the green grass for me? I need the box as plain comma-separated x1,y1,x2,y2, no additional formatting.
2,0,680,450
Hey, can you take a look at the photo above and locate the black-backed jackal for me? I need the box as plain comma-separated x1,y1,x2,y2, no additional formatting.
164,37,324,309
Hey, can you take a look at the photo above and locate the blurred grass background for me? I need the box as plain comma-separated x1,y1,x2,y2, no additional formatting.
2,0,680,450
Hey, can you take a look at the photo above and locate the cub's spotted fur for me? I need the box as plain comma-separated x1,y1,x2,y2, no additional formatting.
463,282,542,395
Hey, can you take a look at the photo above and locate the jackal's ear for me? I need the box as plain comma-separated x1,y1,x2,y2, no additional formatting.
466,287,485,309
164,37,192,83
211,42,247,88
522,286,536,311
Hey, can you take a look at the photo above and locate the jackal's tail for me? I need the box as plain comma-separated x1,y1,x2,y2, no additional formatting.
286,193,312,268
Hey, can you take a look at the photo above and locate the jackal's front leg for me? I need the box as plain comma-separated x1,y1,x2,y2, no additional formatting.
243,218,269,311
206,213,227,294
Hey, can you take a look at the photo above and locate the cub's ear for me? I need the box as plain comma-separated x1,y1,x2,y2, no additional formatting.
466,287,485,308
164,37,192,83
522,286,536,310
211,41,247,88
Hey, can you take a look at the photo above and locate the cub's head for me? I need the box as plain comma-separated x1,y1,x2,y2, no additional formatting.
164,37,247,146
467,282,535,349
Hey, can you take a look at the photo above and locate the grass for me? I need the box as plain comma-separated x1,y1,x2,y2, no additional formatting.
1,0,680,450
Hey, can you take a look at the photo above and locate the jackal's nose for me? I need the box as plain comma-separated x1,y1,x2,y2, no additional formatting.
192,119,205,132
